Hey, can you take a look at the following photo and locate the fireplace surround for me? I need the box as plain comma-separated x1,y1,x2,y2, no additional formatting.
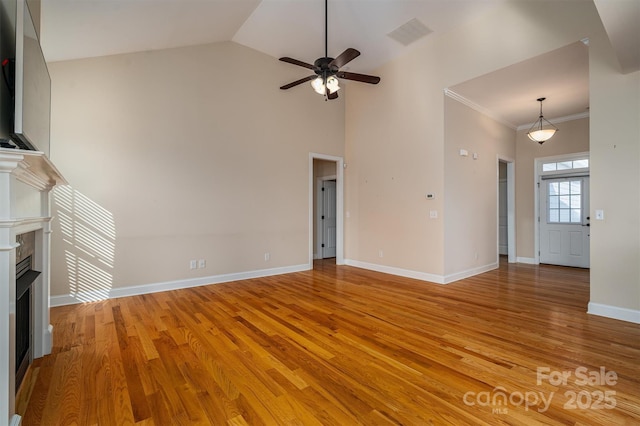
0,149,65,425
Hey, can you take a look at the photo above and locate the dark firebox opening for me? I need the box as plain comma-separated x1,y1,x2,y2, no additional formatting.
15,255,39,391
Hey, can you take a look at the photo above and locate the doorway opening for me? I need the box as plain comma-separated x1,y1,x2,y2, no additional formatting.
498,158,516,264
309,153,344,267
317,177,337,259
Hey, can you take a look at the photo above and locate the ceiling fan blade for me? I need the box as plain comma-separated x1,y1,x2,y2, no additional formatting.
327,90,339,100
279,57,315,70
280,75,317,90
336,71,381,85
329,48,360,69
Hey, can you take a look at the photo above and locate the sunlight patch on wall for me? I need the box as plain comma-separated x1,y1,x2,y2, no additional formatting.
53,185,115,302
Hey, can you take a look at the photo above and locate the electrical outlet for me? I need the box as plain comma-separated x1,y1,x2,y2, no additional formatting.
198,259,206,269
264,252,270,261
430,210,438,219
189,260,197,270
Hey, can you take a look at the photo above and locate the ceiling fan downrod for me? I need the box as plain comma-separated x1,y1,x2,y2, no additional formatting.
278,0,381,100
324,0,328,59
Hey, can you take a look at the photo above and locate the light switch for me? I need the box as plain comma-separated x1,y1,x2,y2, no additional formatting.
430,210,438,219
595,209,604,220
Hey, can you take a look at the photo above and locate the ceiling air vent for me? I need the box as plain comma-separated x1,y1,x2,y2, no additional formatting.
387,18,432,46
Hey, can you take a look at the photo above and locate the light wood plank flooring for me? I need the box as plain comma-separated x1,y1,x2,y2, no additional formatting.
17,260,640,425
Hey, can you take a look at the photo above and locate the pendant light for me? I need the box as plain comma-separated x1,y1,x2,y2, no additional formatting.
527,97,558,144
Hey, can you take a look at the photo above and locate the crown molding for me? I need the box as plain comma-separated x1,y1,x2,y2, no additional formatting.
444,89,518,129
516,111,590,131
444,89,590,132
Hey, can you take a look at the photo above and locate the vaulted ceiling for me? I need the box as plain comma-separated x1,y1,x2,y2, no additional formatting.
39,0,638,129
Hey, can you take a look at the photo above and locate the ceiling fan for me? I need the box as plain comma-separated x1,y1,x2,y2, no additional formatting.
279,0,380,100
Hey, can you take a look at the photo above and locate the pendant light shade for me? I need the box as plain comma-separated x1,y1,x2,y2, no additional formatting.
527,97,558,144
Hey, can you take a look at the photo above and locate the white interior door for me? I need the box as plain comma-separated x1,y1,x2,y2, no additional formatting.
322,180,337,258
539,176,590,268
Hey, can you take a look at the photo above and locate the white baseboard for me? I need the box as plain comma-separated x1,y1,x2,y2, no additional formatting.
588,302,640,324
345,259,498,284
345,259,445,284
344,259,499,285
44,324,53,354
50,263,311,307
443,262,498,284
10,415,21,426
516,257,538,264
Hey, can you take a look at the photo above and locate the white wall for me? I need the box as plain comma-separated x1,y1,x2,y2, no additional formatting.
48,41,345,299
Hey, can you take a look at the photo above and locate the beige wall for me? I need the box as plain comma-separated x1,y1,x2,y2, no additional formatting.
346,0,600,277
589,29,640,312
444,97,515,276
515,117,590,259
47,1,639,316
344,39,446,274
314,159,336,178
25,0,39,37
345,0,639,314
48,41,345,296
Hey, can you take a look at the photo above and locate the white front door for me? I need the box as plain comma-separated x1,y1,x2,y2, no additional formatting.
539,176,590,268
322,180,337,258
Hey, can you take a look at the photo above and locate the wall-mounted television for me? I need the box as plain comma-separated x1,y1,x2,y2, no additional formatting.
10,0,50,156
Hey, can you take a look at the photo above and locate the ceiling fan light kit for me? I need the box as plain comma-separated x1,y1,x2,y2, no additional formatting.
312,75,339,95
527,97,558,144
279,0,380,100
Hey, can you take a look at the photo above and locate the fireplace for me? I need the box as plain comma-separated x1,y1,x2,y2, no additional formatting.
1,149,66,424
15,254,39,391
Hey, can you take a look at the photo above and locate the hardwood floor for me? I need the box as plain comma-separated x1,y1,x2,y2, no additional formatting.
17,260,640,425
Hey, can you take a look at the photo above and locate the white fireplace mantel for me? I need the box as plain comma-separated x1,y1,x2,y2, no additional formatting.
0,148,66,424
